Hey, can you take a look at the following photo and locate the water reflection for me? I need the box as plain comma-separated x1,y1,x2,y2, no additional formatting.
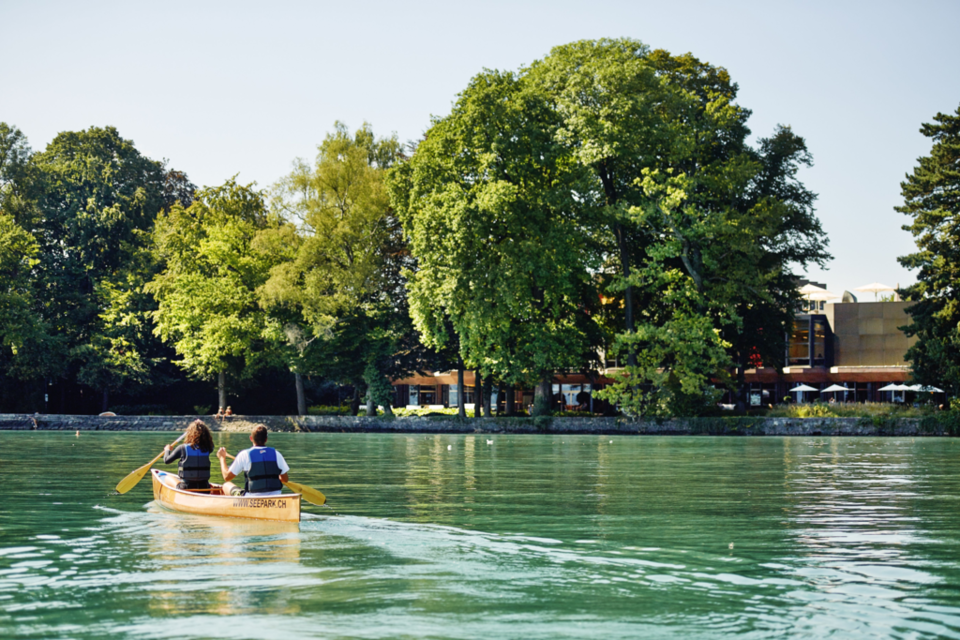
779,438,960,637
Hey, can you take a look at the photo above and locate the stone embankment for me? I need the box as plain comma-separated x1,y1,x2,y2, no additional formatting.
0,413,955,436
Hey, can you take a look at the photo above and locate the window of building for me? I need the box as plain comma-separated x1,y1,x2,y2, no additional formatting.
419,384,437,405
788,319,811,366
812,318,828,366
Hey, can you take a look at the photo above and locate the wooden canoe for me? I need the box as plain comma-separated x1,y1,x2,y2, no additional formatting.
151,469,301,523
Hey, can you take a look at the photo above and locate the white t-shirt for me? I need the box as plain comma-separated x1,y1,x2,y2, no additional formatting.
229,446,290,496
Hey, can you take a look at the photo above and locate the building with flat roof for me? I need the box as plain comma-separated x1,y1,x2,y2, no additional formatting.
739,298,916,406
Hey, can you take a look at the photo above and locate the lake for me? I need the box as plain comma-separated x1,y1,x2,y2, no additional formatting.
2,432,960,638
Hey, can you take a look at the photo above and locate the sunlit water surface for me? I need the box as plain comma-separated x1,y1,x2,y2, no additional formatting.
3,433,960,639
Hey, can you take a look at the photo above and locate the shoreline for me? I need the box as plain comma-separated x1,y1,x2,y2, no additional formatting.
0,413,957,437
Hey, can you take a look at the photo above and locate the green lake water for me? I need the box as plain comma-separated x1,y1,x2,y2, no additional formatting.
3,432,960,639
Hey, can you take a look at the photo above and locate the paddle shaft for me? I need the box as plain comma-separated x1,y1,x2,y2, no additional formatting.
115,432,187,494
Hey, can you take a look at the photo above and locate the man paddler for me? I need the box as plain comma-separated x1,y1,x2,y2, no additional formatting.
216,424,289,496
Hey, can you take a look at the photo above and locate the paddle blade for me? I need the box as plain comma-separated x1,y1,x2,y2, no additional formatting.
115,433,185,494
283,481,326,506
115,460,155,494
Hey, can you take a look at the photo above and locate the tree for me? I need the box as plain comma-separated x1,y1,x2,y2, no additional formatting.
390,70,603,415
0,125,176,410
263,123,416,416
0,123,38,227
525,39,674,370
898,104,960,394
0,214,41,361
149,179,282,409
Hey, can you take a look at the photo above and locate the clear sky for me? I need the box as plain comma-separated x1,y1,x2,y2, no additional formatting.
2,0,958,296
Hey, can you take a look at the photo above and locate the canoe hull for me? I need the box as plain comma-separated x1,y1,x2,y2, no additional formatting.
151,469,300,523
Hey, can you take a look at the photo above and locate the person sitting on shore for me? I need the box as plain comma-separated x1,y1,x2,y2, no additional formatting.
163,419,214,491
216,425,289,497
215,406,224,421
224,406,233,418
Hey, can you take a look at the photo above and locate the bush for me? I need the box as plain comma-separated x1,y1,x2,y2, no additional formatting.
767,402,940,419
393,406,461,418
307,405,351,416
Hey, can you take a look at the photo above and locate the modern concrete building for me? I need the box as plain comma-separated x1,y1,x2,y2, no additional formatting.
740,299,917,406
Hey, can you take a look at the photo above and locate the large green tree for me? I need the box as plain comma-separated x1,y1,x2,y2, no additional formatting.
395,40,828,417
263,123,423,415
150,179,282,409
898,104,960,394
0,125,183,410
390,70,603,415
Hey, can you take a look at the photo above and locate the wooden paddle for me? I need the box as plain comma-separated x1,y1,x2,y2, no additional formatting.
115,432,187,494
223,452,327,506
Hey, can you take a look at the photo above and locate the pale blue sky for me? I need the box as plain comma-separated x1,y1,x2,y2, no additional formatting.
2,0,958,294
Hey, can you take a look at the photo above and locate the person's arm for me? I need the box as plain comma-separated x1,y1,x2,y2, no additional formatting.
162,444,183,465
216,447,236,482
276,451,290,484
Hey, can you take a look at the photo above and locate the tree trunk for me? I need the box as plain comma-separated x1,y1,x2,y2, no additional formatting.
474,370,483,418
735,350,748,413
365,386,376,416
100,389,108,413
295,372,306,416
531,375,553,416
505,386,515,416
457,364,466,419
615,222,638,368
482,378,492,417
350,386,361,416
218,371,227,410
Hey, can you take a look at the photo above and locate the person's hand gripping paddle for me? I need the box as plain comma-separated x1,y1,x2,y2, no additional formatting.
115,432,187,494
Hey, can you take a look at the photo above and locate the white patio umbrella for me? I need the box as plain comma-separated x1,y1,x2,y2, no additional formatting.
798,284,838,310
821,384,851,393
790,383,818,402
878,383,910,402
910,384,944,393
821,383,852,402
854,282,896,301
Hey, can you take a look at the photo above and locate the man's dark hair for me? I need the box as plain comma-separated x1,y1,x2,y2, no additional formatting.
252,425,269,446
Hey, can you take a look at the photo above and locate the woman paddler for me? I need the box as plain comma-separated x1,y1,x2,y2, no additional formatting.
162,419,215,490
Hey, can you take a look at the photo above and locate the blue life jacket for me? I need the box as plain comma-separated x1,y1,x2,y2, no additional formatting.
245,447,283,493
179,443,211,486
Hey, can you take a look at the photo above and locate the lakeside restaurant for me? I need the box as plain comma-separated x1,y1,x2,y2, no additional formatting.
391,283,924,411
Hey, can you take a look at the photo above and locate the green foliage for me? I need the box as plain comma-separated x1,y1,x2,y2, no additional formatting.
0,213,42,361
306,405,351,416
519,40,826,416
898,104,960,395
149,179,282,384
392,406,462,418
391,69,602,390
766,402,939,419
265,123,428,400
1,125,179,393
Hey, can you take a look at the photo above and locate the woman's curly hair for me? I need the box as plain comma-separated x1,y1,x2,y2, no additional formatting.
184,420,214,453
